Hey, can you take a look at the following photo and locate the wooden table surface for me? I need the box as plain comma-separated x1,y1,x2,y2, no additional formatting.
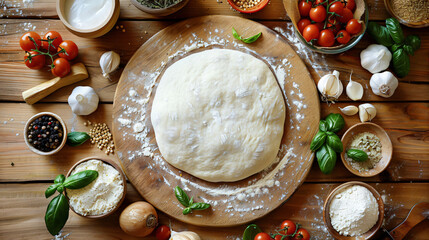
0,0,428,239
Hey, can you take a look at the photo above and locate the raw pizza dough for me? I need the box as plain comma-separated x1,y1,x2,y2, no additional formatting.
151,49,286,182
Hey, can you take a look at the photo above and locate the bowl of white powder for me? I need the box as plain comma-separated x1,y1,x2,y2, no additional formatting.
323,181,384,239
66,157,127,218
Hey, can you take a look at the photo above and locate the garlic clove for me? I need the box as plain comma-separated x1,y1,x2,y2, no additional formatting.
358,103,377,122
100,51,120,79
360,44,392,74
370,71,399,98
339,105,359,116
317,70,343,101
346,76,364,101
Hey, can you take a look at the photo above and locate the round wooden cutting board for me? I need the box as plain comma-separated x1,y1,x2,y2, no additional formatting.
112,15,320,227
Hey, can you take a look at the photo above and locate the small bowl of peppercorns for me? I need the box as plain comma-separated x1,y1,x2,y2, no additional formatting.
24,112,67,155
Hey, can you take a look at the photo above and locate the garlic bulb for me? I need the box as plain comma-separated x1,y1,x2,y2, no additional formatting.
100,51,120,79
317,70,343,101
370,71,399,98
339,105,359,116
358,103,377,122
346,75,364,101
68,86,99,115
170,231,201,240
360,44,392,74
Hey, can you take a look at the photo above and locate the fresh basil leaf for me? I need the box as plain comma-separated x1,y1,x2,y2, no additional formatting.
45,194,69,236
347,149,368,162
54,174,65,184
390,43,402,53
189,202,211,211
67,132,90,147
319,120,328,132
232,27,262,44
62,170,98,189
174,186,191,207
243,224,262,240
45,183,61,198
325,113,345,133
326,131,335,136
232,27,242,41
182,207,192,215
367,22,394,47
403,45,414,56
316,144,337,174
405,35,421,51
386,18,405,44
57,185,64,193
392,48,410,78
310,131,327,151
326,134,343,153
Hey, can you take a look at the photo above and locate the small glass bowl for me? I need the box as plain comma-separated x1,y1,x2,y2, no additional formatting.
384,0,429,28
293,1,369,54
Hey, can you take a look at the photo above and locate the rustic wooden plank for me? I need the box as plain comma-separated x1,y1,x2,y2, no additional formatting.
0,0,392,21
1,102,427,182
0,182,427,239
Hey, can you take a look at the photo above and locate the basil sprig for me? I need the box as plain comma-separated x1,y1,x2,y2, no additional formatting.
174,186,211,215
45,170,98,236
243,224,262,240
67,132,90,146
232,28,262,44
317,145,337,174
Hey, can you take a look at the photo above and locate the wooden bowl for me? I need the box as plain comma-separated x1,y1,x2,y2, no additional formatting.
130,0,190,16
227,0,270,13
341,122,393,177
384,0,429,28
56,0,120,38
65,157,127,218
323,181,385,239
24,112,67,156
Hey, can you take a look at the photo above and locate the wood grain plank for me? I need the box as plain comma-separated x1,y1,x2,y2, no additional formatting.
0,182,427,239
1,102,427,182
0,0,392,20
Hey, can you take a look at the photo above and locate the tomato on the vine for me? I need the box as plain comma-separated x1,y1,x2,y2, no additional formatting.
339,8,354,24
336,30,351,44
314,0,327,7
24,51,45,70
309,5,327,22
292,228,310,240
279,220,296,235
155,225,171,240
58,40,78,61
344,0,356,11
254,232,272,240
298,0,312,17
318,29,335,47
42,31,63,53
302,24,320,42
346,19,362,35
20,32,41,51
329,2,344,15
51,58,70,77
297,18,311,33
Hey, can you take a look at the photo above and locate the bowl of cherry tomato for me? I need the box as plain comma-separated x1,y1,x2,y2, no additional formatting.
292,0,369,54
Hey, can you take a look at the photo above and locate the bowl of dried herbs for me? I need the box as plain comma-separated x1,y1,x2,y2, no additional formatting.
130,0,190,16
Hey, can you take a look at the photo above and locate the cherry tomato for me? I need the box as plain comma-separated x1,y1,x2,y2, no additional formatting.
58,40,78,61
254,232,272,240
279,220,296,235
339,8,354,24
314,22,325,31
329,2,344,15
302,24,320,42
327,16,341,34
298,0,312,17
314,0,327,7
336,30,351,44
345,0,356,11
292,228,310,240
297,18,311,33
318,29,335,47
42,31,63,53
51,58,70,77
155,225,171,240
309,5,327,22
274,235,289,240
24,51,46,70
346,19,362,35
20,32,41,51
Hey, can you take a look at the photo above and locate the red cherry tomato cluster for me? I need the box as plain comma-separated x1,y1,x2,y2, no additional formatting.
297,0,362,47
253,220,310,240
19,31,79,77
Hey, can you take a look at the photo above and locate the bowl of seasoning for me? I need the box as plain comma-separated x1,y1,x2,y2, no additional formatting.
56,0,120,38
384,0,429,28
323,181,384,239
24,112,67,156
65,157,127,218
130,0,190,16
341,122,393,177
227,0,270,13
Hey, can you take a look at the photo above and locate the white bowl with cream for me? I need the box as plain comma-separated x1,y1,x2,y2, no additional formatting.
57,0,120,38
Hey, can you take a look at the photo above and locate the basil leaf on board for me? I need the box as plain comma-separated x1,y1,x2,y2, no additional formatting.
390,43,402,53
326,134,343,153
182,207,192,215
392,48,410,78
189,202,211,211
45,183,61,198
367,22,394,47
232,28,262,44
319,120,328,132
325,113,345,133
174,186,191,207
347,149,368,162
62,170,98,189
405,35,421,51
45,194,69,236
403,45,414,56
54,174,65,184
310,131,327,151
66,132,90,147
386,18,405,44
243,224,262,240
316,144,337,174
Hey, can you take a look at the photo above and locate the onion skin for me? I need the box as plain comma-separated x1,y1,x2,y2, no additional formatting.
119,201,158,237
